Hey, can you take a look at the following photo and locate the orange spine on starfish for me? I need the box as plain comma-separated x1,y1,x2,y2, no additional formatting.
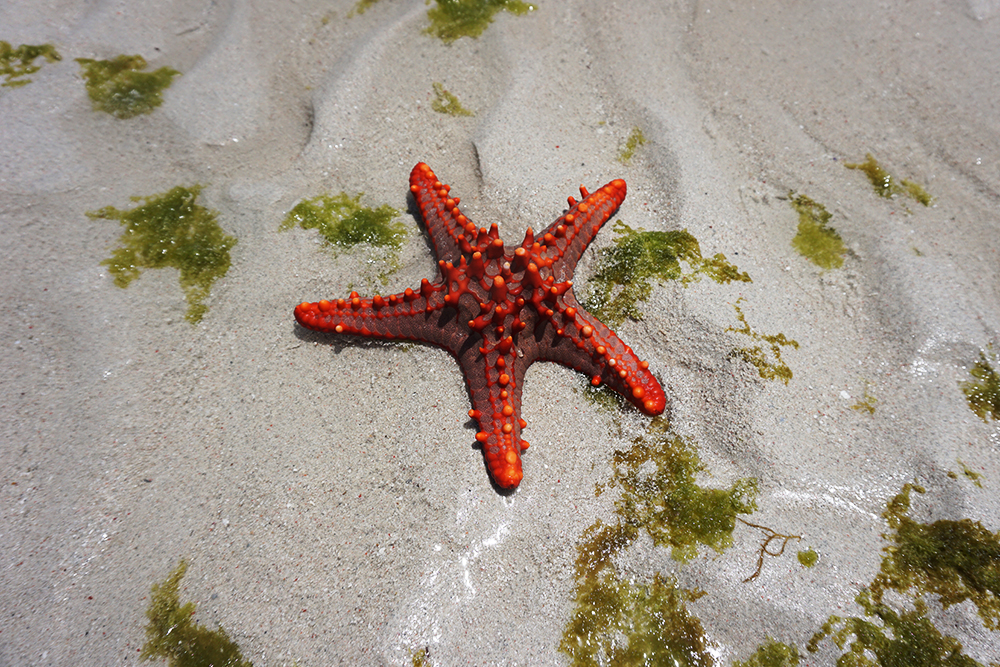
293,162,665,489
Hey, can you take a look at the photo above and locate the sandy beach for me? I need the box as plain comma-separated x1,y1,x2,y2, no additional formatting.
3,0,1000,665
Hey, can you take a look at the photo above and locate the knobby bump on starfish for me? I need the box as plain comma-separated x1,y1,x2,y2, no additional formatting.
295,163,666,489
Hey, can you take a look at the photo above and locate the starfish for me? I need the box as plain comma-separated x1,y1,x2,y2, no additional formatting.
295,163,666,489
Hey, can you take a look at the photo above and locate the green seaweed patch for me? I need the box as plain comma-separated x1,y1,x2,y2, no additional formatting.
960,351,1000,422
851,383,878,414
141,560,253,667
734,637,800,667
431,82,474,116
789,193,846,270
727,298,799,384
1,41,61,88
904,180,934,206
281,192,404,249
560,570,713,667
561,419,760,665
873,482,1000,630
76,54,179,119
797,548,819,568
410,646,430,666
88,186,236,324
948,460,984,489
280,192,407,285
584,221,750,328
424,0,536,44
809,590,983,667
596,417,759,562
808,482,1000,664
846,154,893,198
349,0,382,16
617,127,646,165
845,153,933,206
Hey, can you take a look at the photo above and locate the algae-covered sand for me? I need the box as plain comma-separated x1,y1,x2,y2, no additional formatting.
2,1,1000,665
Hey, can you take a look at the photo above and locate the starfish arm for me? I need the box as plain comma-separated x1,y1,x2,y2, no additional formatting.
409,162,478,265
456,334,529,489
538,178,627,280
293,163,663,490
533,290,666,416
294,283,465,350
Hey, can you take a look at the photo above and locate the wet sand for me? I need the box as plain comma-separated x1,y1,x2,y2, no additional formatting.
2,1,999,664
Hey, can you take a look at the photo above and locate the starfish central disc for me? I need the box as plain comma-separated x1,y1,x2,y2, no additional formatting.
294,163,666,489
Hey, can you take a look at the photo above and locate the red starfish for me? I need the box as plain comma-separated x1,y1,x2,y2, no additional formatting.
295,163,666,489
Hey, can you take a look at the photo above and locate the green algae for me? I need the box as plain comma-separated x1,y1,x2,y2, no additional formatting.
960,351,1000,422
789,193,846,270
424,0,536,44
76,54,179,118
560,570,713,667
431,82,474,116
845,153,933,206
561,418,760,665
410,646,430,666
873,483,1000,630
281,192,405,250
851,383,878,414
809,591,983,667
1,41,61,88
596,417,760,562
808,482,1000,665
280,192,407,285
903,180,934,206
563,460,1000,666
140,560,253,667
88,186,236,324
734,638,800,667
727,298,799,384
585,418,760,564
730,347,794,384
584,221,750,328
617,127,647,165
948,460,984,489
797,548,819,568
349,0,382,16
846,154,894,198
